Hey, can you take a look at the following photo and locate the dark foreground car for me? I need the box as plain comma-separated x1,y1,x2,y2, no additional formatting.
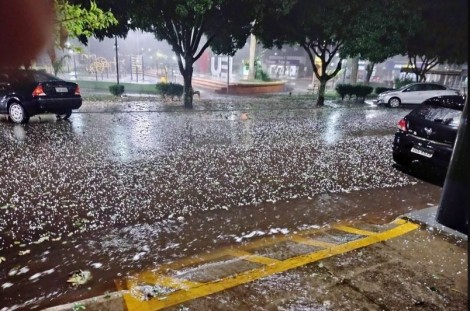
0,69,82,124
392,95,465,172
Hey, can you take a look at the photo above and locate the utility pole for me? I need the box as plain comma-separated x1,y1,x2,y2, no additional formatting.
114,36,119,85
227,55,230,94
248,34,256,80
436,97,469,234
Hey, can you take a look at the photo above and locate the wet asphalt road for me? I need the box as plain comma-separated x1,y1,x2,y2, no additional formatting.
0,100,442,310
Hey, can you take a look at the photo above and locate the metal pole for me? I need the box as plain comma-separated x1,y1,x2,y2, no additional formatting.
227,55,230,94
436,96,469,234
115,36,120,85
73,53,77,81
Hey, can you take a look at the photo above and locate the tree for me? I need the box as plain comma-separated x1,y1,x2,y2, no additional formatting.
403,0,467,82
254,0,363,106
127,0,258,109
48,0,117,74
340,0,418,84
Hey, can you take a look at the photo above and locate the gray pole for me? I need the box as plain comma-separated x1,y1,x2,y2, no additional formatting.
436,96,469,234
73,53,77,81
248,34,256,80
115,36,119,85
227,55,230,94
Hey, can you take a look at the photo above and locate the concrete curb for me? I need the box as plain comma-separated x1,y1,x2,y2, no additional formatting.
402,206,467,241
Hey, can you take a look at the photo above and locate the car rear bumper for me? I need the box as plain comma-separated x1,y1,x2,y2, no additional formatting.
392,132,453,170
37,97,82,112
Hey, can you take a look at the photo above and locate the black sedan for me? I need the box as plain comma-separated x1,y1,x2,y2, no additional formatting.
0,69,82,124
392,95,465,172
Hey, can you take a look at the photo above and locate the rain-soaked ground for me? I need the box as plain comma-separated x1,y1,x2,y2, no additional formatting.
0,98,444,310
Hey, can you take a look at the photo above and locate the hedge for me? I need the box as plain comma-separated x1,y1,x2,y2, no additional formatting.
156,82,184,99
109,84,125,96
375,87,395,95
335,84,373,101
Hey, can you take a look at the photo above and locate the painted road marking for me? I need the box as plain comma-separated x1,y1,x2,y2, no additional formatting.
120,219,419,311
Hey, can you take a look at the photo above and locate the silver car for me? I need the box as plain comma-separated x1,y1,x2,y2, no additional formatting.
376,83,460,108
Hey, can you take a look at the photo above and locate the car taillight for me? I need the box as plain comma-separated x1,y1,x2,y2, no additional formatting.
74,84,80,95
398,118,407,131
32,84,46,97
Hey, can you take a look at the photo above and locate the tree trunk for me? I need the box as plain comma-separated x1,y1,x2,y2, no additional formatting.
350,57,359,84
316,79,327,106
182,66,194,109
365,62,375,84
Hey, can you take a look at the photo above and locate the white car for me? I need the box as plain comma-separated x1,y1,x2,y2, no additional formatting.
376,83,460,108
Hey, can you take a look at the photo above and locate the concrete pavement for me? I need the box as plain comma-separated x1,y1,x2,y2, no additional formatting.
44,208,467,311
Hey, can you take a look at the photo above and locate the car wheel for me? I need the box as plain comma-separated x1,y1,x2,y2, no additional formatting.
8,102,30,124
388,97,401,108
56,110,72,120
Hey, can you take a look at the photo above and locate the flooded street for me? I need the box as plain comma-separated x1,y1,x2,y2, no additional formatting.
0,100,442,310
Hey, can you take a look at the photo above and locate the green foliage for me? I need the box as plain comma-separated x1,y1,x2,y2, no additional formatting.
125,0,258,108
405,0,467,71
253,0,362,106
156,82,184,99
394,78,414,89
340,0,417,64
55,0,118,44
335,84,373,101
108,84,125,96
354,85,374,100
335,84,350,101
254,59,271,82
375,87,395,95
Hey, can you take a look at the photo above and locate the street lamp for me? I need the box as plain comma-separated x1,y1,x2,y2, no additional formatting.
114,36,120,85
68,49,77,81
65,41,78,81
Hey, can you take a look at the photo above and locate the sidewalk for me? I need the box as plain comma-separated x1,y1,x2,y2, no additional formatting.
45,207,467,311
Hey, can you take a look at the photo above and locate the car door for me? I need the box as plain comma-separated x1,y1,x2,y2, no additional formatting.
401,84,424,104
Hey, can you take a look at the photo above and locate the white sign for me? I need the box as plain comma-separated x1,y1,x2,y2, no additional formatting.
211,56,233,79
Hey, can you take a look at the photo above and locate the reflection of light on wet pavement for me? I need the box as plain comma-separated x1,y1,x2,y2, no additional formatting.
12,125,26,141
365,109,381,119
323,110,341,145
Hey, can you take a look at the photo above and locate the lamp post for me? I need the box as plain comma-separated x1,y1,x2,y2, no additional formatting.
114,36,120,85
69,49,77,81
227,55,230,94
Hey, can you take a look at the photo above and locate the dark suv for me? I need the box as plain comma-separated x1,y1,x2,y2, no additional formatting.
392,95,465,172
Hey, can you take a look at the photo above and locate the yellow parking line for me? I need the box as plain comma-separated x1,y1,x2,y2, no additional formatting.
122,220,418,310
227,249,281,265
333,225,376,236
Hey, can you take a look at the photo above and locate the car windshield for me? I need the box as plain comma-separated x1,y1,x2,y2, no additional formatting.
6,70,62,84
31,71,62,82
